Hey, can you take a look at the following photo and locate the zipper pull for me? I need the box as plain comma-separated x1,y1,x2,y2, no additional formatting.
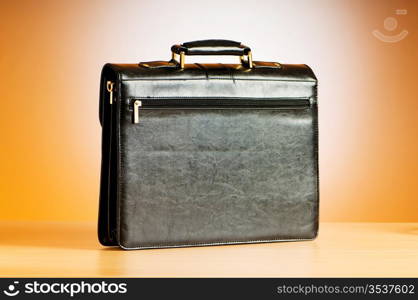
106,81,115,104
133,100,142,124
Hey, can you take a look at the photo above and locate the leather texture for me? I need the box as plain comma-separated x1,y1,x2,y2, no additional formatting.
98,42,318,250
171,39,250,56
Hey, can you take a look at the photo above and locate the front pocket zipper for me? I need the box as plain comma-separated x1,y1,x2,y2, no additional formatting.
130,98,310,124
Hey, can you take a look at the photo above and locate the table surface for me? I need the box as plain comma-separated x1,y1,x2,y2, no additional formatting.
0,222,417,277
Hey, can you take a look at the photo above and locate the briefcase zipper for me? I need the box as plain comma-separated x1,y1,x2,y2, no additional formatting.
133,100,142,124
131,98,310,124
106,81,115,104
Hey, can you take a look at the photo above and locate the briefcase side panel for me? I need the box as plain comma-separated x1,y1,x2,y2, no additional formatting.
98,64,120,246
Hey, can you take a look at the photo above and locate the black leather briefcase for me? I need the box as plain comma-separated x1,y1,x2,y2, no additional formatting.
98,40,318,250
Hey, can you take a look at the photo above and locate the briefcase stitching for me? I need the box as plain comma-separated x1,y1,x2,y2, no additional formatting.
119,237,317,250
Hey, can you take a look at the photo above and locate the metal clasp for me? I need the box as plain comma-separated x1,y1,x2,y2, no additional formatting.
106,81,115,104
171,51,253,69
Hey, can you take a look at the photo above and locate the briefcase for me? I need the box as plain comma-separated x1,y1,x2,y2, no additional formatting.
98,40,319,250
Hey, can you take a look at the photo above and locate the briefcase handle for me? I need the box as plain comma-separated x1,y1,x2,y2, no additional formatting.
171,39,253,69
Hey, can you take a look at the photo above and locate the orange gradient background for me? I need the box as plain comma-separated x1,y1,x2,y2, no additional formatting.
0,0,417,222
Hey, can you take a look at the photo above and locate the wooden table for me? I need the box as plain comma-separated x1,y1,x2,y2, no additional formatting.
0,222,417,277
